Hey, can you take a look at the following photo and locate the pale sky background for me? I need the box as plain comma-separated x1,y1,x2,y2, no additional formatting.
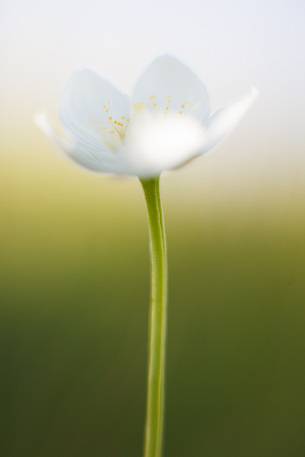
1,0,305,206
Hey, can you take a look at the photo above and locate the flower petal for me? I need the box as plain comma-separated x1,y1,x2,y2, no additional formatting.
35,113,123,174
132,55,210,122
122,112,206,178
60,69,130,152
202,86,259,153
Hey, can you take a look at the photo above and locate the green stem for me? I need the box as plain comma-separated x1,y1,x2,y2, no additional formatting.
141,177,168,457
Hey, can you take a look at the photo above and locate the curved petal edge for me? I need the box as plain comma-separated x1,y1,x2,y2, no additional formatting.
34,113,120,173
202,86,259,153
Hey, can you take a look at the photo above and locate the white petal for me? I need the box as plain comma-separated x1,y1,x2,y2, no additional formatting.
35,113,72,151
60,69,130,152
35,113,123,174
202,86,259,153
132,55,210,122
122,112,206,178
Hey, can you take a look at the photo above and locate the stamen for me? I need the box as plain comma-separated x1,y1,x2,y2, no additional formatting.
149,96,158,109
179,101,192,115
101,105,130,147
164,96,172,112
134,102,147,113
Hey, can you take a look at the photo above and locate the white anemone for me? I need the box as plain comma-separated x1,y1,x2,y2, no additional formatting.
35,55,258,178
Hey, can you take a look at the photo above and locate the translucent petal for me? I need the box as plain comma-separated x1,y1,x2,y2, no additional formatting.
202,87,258,153
132,55,210,122
60,69,130,152
35,113,122,174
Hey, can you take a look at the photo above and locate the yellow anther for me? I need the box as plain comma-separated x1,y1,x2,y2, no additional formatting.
149,96,158,109
114,121,124,127
134,102,147,113
102,106,129,143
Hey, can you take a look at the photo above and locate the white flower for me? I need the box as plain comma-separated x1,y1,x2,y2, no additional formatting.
35,55,258,178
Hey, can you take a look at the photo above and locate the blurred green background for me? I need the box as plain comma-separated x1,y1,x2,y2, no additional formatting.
1,156,305,457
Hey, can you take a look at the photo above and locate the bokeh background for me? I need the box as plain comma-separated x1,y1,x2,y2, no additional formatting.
1,0,305,456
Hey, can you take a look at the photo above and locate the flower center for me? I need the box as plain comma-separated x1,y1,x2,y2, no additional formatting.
100,97,193,152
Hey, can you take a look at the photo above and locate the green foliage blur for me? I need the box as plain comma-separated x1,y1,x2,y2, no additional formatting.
1,173,305,457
